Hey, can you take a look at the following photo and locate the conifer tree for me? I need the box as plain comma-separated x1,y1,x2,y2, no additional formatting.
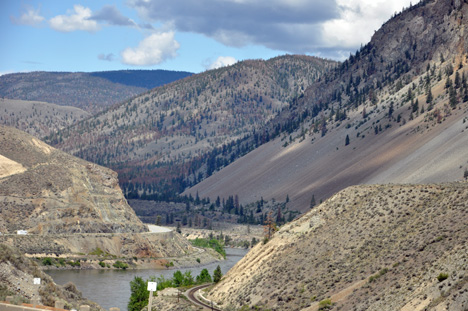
213,265,223,283
310,195,316,209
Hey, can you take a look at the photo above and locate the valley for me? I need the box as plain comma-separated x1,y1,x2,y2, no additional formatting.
1,0,468,310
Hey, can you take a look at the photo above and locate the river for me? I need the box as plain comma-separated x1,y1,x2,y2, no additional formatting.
47,248,248,311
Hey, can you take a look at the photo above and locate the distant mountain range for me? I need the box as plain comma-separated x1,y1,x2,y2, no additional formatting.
0,69,192,112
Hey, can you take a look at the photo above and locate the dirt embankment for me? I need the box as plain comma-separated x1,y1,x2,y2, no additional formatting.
207,182,468,311
0,230,224,271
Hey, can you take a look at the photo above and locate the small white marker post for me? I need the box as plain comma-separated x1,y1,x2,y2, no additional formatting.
33,278,41,308
147,282,157,311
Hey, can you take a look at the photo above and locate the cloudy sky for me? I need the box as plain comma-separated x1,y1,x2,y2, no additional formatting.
1,0,414,75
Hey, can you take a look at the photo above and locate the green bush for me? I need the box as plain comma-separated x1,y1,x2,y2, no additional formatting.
318,298,333,310
98,261,106,268
113,260,128,270
66,260,81,267
128,277,148,311
190,238,226,258
42,257,53,266
196,268,212,284
437,273,449,282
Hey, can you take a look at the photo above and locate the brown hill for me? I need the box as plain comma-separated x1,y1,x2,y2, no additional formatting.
0,98,90,138
185,0,468,211
207,182,468,310
0,126,220,264
48,55,336,196
0,125,147,234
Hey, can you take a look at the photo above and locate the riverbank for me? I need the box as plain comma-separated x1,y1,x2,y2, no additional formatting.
47,248,248,311
1,224,223,272
31,245,223,271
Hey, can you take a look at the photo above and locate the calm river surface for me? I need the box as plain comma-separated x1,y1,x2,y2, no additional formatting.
47,248,248,311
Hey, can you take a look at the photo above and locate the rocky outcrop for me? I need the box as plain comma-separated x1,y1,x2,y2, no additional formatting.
207,182,468,310
0,125,147,234
0,243,103,310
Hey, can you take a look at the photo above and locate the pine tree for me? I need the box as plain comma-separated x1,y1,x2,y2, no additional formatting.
128,277,149,311
426,87,433,104
213,265,223,283
345,134,350,146
455,71,461,89
310,195,316,209
449,85,458,109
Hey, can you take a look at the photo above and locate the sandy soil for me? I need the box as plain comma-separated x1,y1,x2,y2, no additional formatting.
0,154,26,178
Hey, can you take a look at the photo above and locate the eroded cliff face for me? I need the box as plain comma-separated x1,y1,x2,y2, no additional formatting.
0,125,147,234
0,244,103,310
207,183,468,311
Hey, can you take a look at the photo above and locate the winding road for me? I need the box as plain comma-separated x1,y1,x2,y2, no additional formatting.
185,284,222,311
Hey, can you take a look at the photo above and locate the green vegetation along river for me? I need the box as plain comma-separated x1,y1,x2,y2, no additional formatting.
47,248,248,311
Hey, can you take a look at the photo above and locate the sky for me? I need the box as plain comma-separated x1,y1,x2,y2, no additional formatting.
1,0,415,75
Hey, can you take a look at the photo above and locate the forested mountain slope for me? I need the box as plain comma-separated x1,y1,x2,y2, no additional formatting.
0,98,90,137
48,55,336,198
186,0,468,211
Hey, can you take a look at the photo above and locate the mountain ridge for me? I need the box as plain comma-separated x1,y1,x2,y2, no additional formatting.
47,55,337,198
0,70,192,113
185,0,468,211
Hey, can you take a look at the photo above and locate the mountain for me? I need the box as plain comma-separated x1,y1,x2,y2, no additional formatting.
89,69,193,89
0,125,147,234
0,70,192,113
0,98,90,138
185,0,468,211
47,55,337,198
207,182,468,310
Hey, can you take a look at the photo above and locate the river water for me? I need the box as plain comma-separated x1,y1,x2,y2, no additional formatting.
47,248,248,311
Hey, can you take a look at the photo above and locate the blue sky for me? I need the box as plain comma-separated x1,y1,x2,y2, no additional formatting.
1,0,414,75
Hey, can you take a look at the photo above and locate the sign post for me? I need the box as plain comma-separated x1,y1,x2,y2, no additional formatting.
147,282,157,311
33,278,41,308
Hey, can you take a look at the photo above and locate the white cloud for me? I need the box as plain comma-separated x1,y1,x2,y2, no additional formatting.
322,0,413,51
127,0,414,59
121,32,180,66
208,56,237,70
49,5,100,32
11,5,44,26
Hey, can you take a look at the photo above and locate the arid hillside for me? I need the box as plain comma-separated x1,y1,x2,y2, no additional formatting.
0,243,103,310
186,0,468,211
0,98,90,138
0,125,147,234
207,182,468,311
